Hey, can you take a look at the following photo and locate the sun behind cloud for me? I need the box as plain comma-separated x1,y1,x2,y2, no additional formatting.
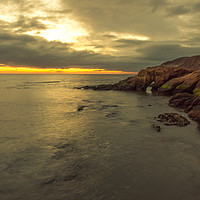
0,0,200,73
26,18,88,43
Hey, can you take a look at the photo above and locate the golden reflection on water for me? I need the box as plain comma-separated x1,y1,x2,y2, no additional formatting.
0,74,200,200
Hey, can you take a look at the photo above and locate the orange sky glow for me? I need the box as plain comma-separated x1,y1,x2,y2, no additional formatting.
0,66,137,74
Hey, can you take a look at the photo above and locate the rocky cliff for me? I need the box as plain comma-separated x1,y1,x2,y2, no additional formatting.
79,55,200,123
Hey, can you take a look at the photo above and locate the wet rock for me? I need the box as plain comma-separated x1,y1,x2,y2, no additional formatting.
80,84,114,90
169,93,193,108
55,143,72,149
82,99,103,103
152,124,161,132
77,105,87,111
169,93,200,122
105,112,117,118
100,105,118,110
188,105,200,121
155,113,190,126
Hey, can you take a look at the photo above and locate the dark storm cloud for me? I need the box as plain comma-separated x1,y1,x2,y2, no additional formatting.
150,0,168,11
2,30,199,72
11,16,47,32
193,2,200,12
136,44,200,62
163,1,200,16
0,31,137,71
167,6,191,16
3,0,44,12
114,39,148,48
0,0,200,72
0,32,89,67
187,36,200,44
0,20,10,29
102,34,117,39
61,0,179,39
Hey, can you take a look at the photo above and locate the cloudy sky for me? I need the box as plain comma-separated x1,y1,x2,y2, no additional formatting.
0,0,200,73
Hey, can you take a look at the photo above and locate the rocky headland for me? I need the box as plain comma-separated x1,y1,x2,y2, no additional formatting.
78,55,200,123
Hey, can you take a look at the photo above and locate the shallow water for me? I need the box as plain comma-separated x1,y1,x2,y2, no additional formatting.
0,74,200,200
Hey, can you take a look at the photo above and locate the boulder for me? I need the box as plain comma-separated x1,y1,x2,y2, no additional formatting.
169,93,200,122
168,93,193,108
155,113,190,126
152,124,161,132
188,105,200,121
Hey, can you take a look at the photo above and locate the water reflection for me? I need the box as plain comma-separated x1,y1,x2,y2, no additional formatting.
0,75,200,200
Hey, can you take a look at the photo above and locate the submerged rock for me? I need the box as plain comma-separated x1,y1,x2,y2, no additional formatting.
155,113,190,126
77,105,87,111
105,112,117,118
101,105,118,109
78,84,114,90
169,93,200,122
151,124,161,132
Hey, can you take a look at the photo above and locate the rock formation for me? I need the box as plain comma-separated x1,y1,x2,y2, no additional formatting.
169,93,200,121
77,55,200,123
154,113,190,126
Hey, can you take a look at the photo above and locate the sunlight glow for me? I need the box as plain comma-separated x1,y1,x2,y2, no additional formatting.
109,32,149,41
26,19,88,43
0,66,136,74
122,34,149,41
40,0,61,10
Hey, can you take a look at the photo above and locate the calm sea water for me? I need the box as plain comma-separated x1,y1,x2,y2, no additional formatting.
1,74,200,200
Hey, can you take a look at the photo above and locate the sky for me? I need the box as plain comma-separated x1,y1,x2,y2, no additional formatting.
0,0,200,73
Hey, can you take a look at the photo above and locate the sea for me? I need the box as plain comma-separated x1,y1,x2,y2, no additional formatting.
1,74,200,200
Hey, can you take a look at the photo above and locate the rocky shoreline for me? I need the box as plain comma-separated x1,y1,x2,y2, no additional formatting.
77,55,200,123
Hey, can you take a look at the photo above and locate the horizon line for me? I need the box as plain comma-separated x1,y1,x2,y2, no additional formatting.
0,66,138,75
